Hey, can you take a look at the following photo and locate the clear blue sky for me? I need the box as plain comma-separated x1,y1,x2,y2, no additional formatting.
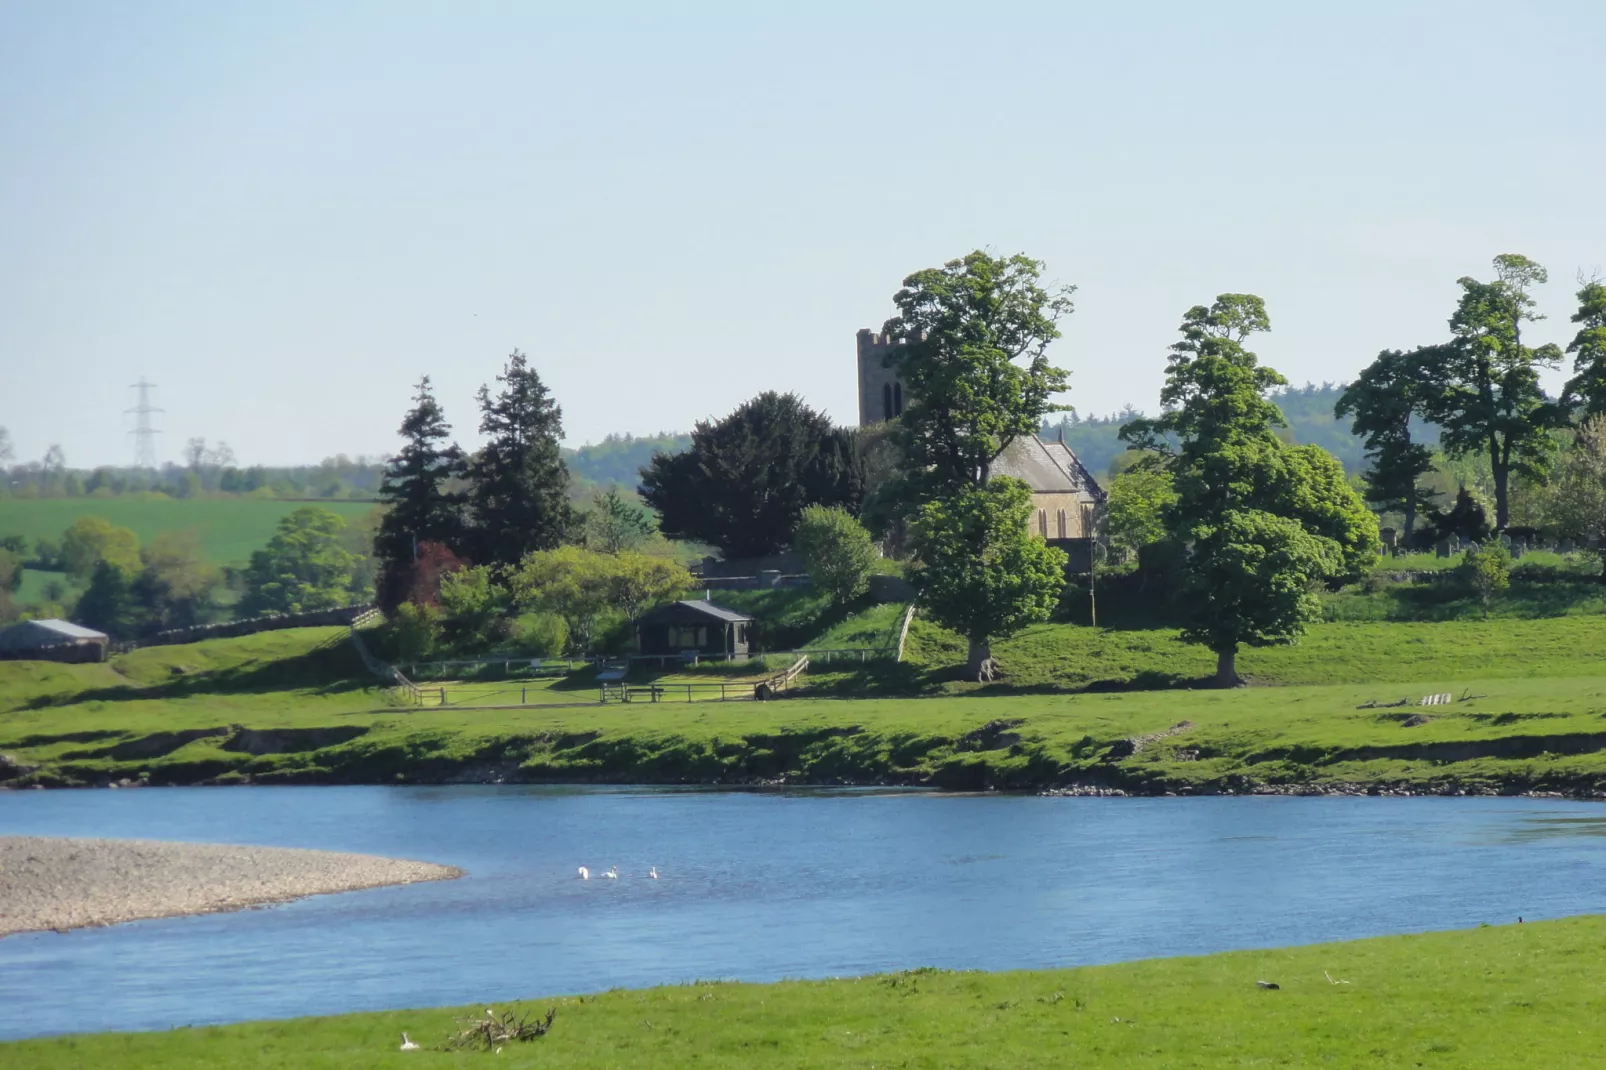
3,1,1602,467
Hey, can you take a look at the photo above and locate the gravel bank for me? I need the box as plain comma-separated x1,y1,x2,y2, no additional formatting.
0,837,462,937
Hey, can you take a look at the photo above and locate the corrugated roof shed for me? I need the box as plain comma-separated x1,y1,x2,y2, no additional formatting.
0,618,110,651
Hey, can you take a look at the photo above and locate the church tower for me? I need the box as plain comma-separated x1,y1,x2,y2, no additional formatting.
856,328,909,427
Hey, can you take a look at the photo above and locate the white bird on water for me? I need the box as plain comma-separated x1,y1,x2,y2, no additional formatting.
605,866,619,879
577,866,589,880
649,866,659,879
399,1032,420,1051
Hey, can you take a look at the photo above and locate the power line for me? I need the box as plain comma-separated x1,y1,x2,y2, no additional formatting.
127,378,163,469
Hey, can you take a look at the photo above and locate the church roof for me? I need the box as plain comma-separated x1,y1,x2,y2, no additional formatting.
987,435,1105,501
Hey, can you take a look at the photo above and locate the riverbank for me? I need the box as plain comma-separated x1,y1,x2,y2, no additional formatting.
0,837,460,937
3,915,1597,1066
8,675,1606,797
5,625,1606,796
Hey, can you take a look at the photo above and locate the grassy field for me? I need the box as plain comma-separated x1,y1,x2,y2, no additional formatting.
4,620,1606,794
0,498,376,566
897,614,1606,692
5,916,1603,1067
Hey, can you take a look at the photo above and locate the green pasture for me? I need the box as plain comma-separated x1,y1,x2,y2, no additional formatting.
4,618,1606,793
6,917,1603,1068
0,498,376,566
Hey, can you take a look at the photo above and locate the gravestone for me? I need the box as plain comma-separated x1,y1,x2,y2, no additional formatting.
1435,539,1452,559
1380,528,1398,555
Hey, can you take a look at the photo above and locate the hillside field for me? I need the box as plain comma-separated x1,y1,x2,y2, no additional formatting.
3,916,1600,1068
0,498,377,565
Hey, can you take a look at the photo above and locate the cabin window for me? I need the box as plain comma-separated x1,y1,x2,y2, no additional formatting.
882,383,893,421
893,382,903,416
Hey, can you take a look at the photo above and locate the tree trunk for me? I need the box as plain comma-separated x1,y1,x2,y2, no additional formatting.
1492,451,1509,531
967,637,999,683
1403,488,1416,549
1214,647,1241,688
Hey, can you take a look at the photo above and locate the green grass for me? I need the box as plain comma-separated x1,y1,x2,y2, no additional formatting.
5,620,1606,794
6,917,1605,1067
0,498,375,566
898,615,1606,692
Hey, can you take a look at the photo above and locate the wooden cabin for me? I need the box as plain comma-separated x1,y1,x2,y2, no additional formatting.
634,599,754,660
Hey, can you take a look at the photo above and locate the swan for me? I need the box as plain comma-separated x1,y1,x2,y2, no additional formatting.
399,1032,420,1051
649,866,659,879
605,866,618,879
577,866,589,880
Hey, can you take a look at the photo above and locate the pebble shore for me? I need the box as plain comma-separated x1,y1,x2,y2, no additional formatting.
0,836,462,937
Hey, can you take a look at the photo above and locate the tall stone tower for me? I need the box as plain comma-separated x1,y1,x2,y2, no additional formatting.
856,328,909,427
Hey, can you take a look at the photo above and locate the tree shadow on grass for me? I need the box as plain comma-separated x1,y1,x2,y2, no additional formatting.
23,643,373,710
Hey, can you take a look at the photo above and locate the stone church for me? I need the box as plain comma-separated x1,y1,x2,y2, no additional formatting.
856,328,1105,572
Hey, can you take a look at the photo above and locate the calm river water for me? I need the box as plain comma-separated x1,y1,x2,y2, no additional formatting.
2,786,1605,1040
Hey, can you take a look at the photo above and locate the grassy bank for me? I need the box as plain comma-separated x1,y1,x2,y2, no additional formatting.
4,623,1606,795
5,917,1602,1067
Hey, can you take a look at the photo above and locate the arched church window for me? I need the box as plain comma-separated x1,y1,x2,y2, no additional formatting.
882,383,893,421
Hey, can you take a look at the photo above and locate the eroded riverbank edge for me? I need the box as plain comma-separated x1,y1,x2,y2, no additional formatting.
0,836,462,937
7,702,1606,799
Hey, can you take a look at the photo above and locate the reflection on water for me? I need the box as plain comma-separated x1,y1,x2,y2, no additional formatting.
1503,815,1606,842
1,787,1603,1040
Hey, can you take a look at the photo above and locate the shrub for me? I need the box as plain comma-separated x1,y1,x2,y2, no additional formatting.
1459,542,1511,613
794,505,877,605
392,602,444,662
511,611,569,657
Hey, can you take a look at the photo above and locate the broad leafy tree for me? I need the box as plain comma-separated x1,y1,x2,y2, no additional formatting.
1104,464,1177,562
1551,414,1606,578
1121,295,1377,685
1420,254,1564,530
1335,348,1440,539
794,505,878,605
239,507,359,616
465,351,573,567
376,377,466,610
1563,278,1606,420
60,516,141,580
132,531,224,630
1182,511,1341,685
640,392,862,558
910,477,1068,681
882,250,1074,503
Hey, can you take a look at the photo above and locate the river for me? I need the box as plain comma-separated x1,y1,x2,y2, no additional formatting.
2,786,1603,1040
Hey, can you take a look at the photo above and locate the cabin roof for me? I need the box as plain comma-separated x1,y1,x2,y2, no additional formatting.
637,600,754,626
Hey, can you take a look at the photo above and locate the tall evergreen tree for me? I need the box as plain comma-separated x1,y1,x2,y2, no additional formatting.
375,377,466,609
1335,348,1439,539
465,351,572,567
640,392,862,559
1419,254,1563,530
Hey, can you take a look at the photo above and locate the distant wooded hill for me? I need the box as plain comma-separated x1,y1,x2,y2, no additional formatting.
1043,383,1427,479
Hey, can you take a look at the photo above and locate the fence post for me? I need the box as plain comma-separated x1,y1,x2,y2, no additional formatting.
439,688,447,706
521,686,527,705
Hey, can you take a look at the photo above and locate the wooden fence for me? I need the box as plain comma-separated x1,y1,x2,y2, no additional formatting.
599,654,810,704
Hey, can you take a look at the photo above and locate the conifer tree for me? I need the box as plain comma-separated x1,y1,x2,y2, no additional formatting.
375,377,466,609
465,351,572,567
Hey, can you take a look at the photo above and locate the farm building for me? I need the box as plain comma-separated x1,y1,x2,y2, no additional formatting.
634,599,754,661
0,619,110,663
